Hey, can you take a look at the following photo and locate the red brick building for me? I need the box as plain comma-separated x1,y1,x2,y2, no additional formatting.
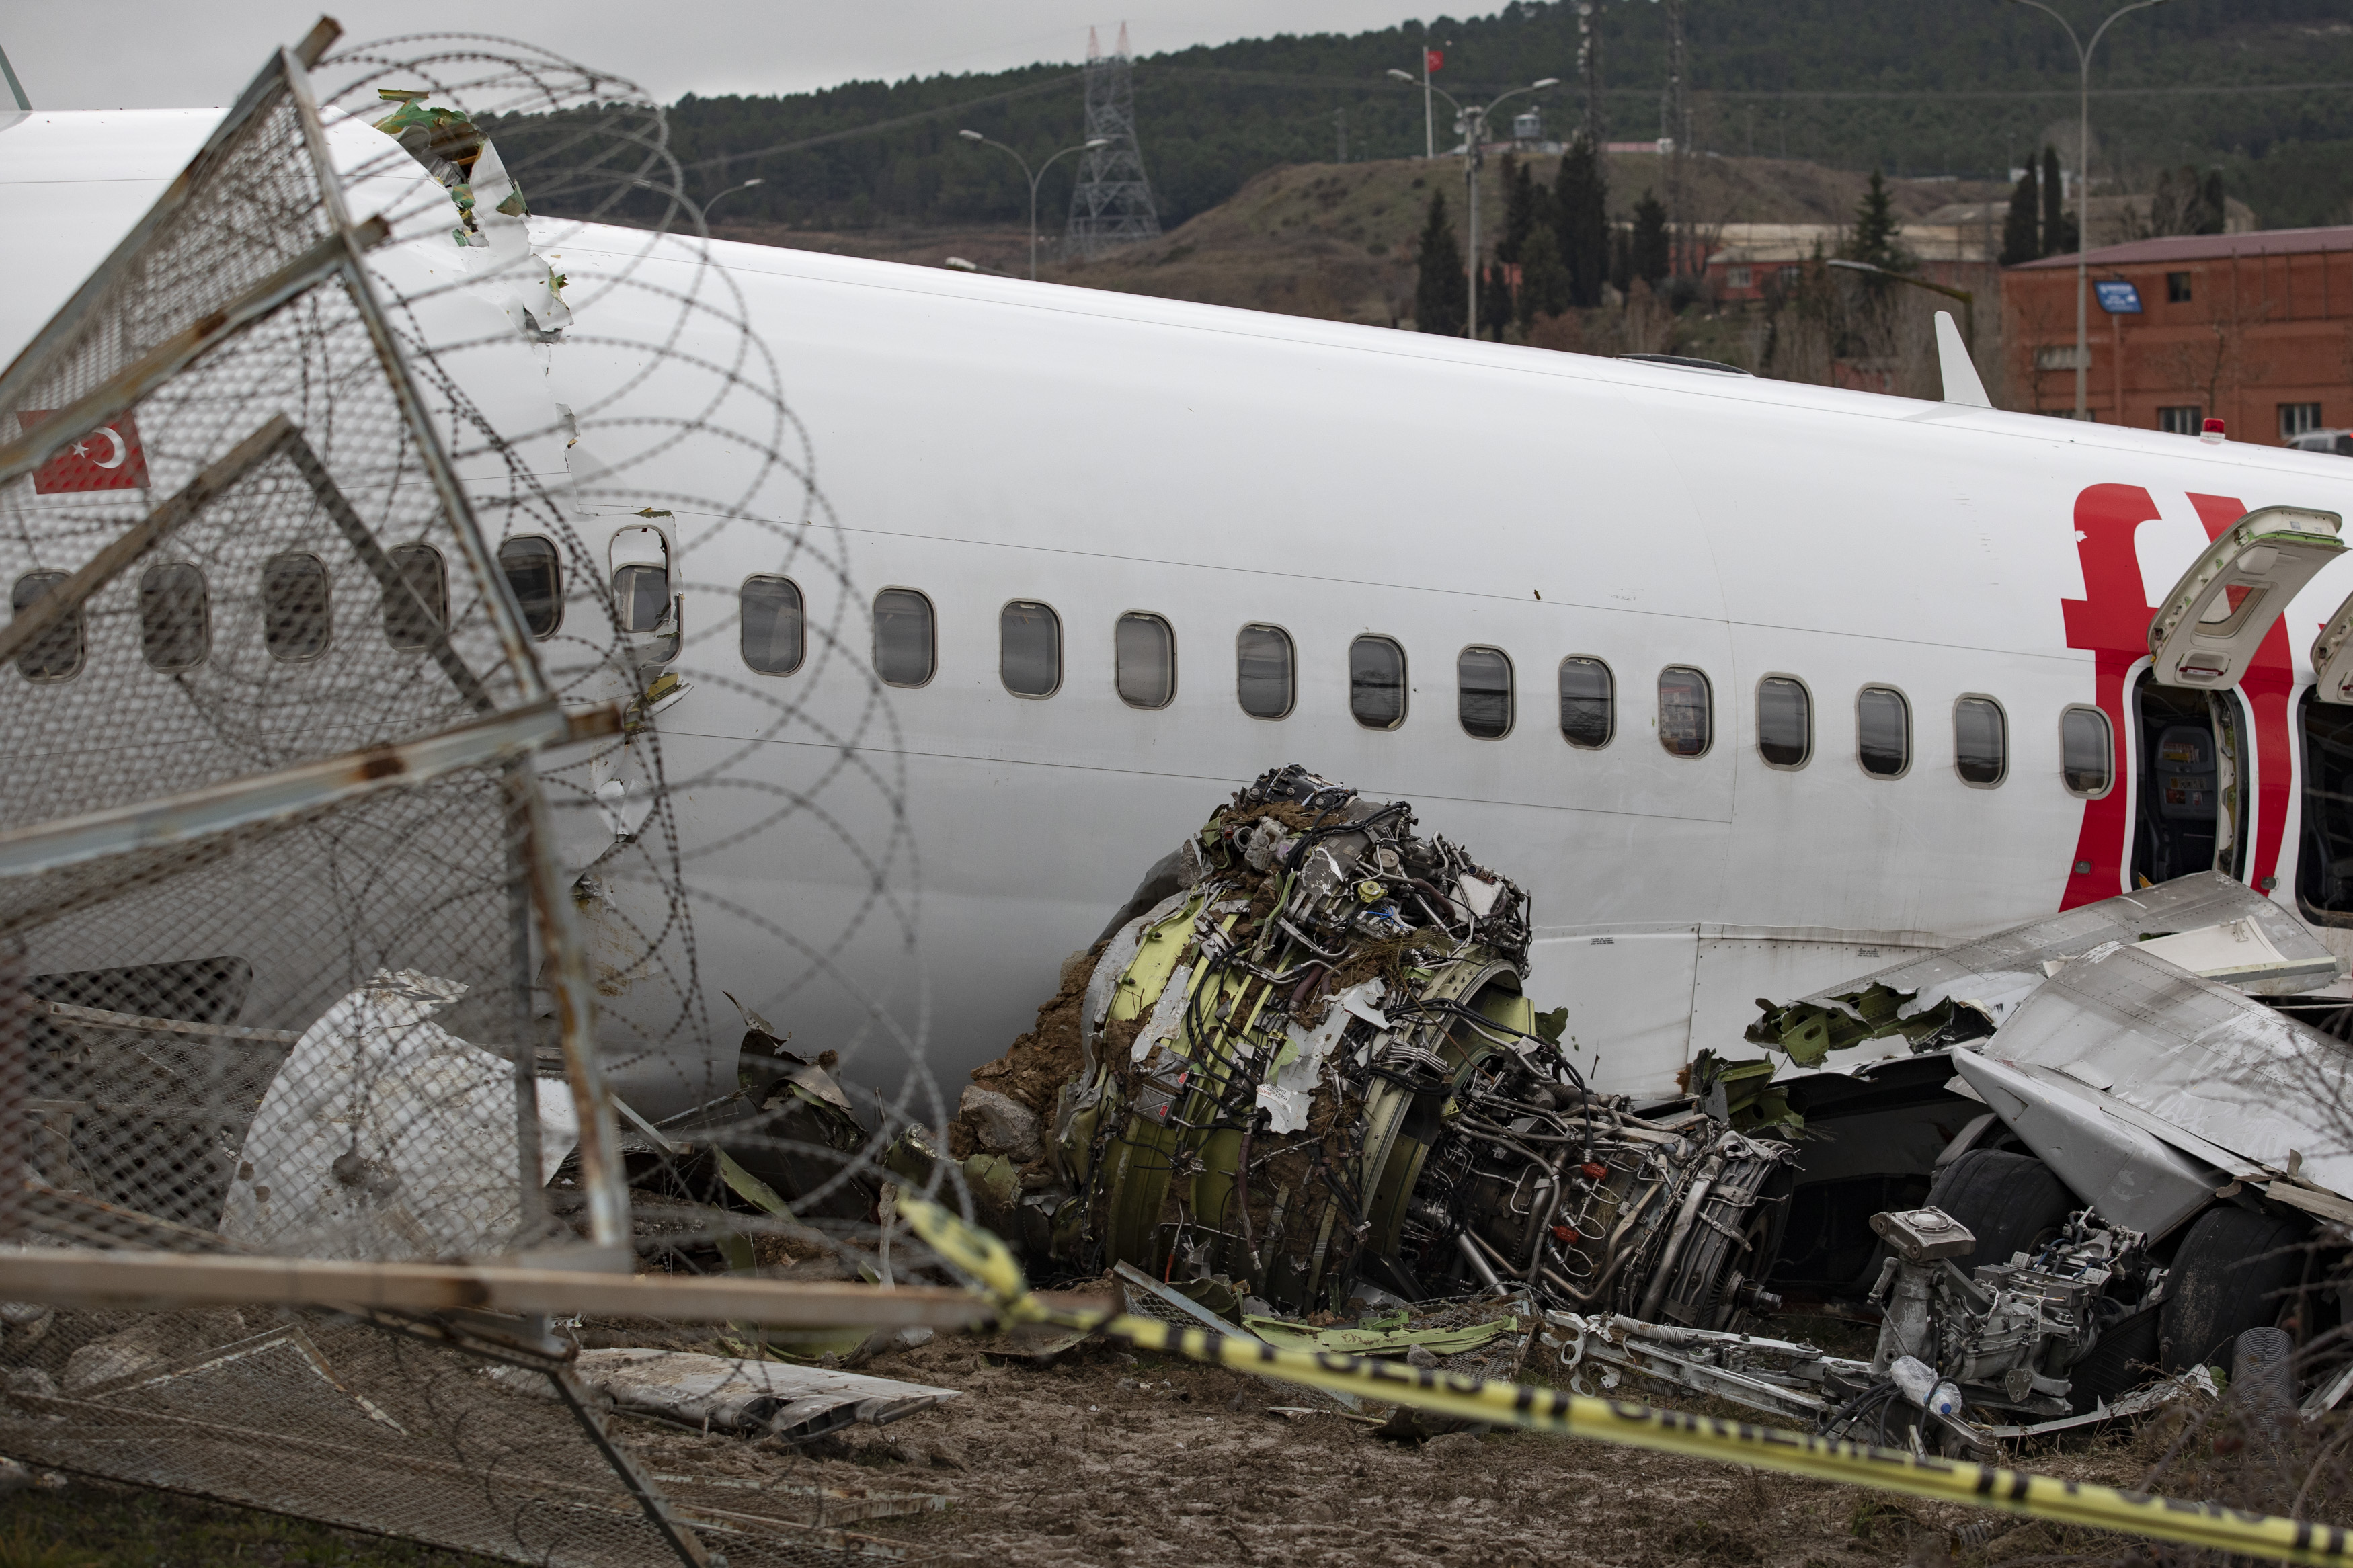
2003,227,2353,441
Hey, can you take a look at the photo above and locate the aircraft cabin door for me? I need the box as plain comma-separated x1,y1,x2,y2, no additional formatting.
2132,506,2338,889
2145,505,2342,689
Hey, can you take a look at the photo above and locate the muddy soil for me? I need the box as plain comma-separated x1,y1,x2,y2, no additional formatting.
611,1329,2165,1568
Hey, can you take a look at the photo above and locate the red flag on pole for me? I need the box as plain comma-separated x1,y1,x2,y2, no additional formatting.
1425,48,1444,73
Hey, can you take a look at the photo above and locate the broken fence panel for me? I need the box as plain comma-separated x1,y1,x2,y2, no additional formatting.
0,1247,1023,1329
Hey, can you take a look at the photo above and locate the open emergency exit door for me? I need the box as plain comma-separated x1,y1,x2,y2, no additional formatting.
2308,572,2353,706
2146,505,2342,688
2135,507,2339,889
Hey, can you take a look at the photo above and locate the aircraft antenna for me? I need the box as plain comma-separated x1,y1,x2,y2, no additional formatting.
1066,21,1161,260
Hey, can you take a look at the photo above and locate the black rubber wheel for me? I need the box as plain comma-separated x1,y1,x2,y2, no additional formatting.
2160,1204,2311,1376
1921,1149,2078,1272
2067,1304,2161,1413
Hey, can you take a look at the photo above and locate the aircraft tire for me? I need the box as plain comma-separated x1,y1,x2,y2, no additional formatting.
1921,1149,2077,1273
2159,1203,2309,1378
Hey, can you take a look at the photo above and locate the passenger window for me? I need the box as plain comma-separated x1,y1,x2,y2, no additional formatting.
1756,676,1810,768
1115,612,1175,709
1559,656,1613,748
11,571,81,682
1858,686,1911,777
610,524,676,660
1236,624,1293,719
260,552,331,662
1955,696,2007,786
139,562,208,672
1000,600,1060,698
2061,705,2114,797
382,542,447,651
740,575,803,675
1658,666,1711,757
498,536,562,638
1458,646,1512,738
1350,635,1406,729
874,588,934,687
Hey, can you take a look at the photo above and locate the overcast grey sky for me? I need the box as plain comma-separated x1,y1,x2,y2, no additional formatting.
7,2,1419,111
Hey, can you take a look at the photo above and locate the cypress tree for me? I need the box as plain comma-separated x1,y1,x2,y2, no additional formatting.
2040,145,2075,256
1498,156,1539,265
1414,190,1468,336
1516,225,1574,330
1554,135,1611,308
1480,262,1515,341
2000,159,2040,265
2197,168,2228,235
1630,191,1671,286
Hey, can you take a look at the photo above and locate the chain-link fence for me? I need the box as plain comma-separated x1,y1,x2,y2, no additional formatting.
0,20,971,1565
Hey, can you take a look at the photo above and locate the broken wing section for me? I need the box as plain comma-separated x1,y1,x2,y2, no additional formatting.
2147,505,2342,690
1747,873,2340,1065
1955,938,2353,1223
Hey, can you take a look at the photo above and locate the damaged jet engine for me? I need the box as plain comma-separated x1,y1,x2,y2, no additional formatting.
947,766,1794,1326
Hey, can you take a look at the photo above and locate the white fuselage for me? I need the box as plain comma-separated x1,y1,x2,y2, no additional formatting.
12,107,2353,1112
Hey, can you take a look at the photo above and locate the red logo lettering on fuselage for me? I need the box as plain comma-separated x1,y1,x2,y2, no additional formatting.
2059,485,2290,911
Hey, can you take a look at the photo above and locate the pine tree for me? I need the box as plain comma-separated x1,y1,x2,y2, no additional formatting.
1609,225,1634,294
1843,169,1908,272
1630,191,1671,286
1414,191,1467,337
2040,145,2075,256
2000,159,2040,265
1516,225,1574,330
1554,135,1611,308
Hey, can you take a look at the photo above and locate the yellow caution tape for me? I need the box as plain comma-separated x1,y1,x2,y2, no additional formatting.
900,1195,2348,1565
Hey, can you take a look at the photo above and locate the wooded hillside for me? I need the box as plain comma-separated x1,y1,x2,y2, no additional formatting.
563,2,2353,236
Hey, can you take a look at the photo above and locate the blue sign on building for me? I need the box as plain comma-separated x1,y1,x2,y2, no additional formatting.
2095,280,2144,314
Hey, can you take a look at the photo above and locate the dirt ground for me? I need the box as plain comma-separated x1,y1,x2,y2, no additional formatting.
614,1325,2167,1568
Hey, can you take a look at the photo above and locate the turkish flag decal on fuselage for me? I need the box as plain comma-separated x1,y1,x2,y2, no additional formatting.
14,410,149,493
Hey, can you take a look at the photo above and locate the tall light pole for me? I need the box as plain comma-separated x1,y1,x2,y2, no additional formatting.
957,130,1110,280
1390,73,1558,338
2001,0,2171,421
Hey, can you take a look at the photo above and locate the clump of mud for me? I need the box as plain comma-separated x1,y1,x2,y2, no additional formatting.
949,943,1102,1160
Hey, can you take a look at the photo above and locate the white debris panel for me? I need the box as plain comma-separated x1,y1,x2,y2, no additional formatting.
505,1350,961,1440
221,971,580,1260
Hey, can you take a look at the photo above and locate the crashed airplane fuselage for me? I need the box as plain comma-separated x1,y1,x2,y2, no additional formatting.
15,112,2353,1114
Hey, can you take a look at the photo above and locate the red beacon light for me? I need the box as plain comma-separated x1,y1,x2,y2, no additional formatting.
2201,417,2227,444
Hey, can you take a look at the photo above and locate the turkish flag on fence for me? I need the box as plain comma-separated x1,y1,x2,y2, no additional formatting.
1426,48,1444,73
14,409,149,494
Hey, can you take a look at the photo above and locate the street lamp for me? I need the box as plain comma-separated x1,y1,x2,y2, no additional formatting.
1826,257,1977,374
702,177,764,221
957,130,1111,281
2001,0,2171,421
1386,75,1559,338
